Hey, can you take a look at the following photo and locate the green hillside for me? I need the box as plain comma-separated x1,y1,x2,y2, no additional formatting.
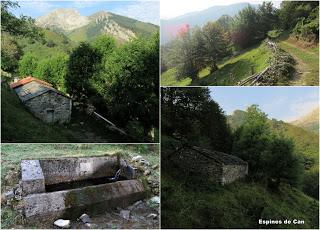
161,42,273,86
228,110,319,163
161,1,319,86
109,13,158,37
17,29,76,60
227,109,319,199
162,172,319,229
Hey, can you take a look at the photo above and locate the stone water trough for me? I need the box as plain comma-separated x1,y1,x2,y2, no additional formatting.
21,155,145,222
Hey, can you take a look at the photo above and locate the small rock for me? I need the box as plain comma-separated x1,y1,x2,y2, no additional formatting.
53,219,70,228
127,200,143,211
84,223,97,229
79,122,84,125
132,200,143,207
79,213,91,224
14,186,22,196
14,195,22,201
120,210,130,220
152,164,159,170
147,213,158,219
149,196,160,204
144,170,151,176
5,190,14,200
139,159,150,166
132,155,143,162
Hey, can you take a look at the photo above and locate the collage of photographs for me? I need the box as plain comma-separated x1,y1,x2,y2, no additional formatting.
0,0,319,229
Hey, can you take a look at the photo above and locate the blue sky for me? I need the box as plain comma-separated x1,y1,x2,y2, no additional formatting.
12,0,159,25
210,87,319,122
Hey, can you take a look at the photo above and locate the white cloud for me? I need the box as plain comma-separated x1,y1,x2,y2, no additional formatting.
284,91,319,122
113,1,159,25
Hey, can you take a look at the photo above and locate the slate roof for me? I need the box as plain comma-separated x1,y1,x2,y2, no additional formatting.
10,76,71,102
185,146,248,166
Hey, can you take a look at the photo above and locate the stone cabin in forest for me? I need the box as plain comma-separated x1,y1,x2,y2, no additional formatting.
10,76,72,124
171,146,248,185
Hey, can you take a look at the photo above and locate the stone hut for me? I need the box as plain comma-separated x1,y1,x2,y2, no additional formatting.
171,146,248,185
10,76,72,124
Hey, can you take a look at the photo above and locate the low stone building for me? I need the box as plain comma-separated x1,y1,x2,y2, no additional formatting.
171,146,248,185
10,76,72,124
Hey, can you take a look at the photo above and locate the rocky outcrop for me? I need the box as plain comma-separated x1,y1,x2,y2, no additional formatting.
36,9,89,31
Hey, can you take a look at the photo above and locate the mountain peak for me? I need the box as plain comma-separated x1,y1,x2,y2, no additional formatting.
89,11,112,23
36,8,90,31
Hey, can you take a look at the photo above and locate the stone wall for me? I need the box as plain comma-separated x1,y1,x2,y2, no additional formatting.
24,180,145,219
172,149,223,184
222,164,248,185
24,91,71,124
171,147,248,185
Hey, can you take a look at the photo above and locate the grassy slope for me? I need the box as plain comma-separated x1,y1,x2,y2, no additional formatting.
228,111,319,199
1,144,159,229
277,37,319,86
18,29,76,59
162,172,319,229
228,110,319,163
1,83,76,143
161,42,272,86
109,13,158,38
270,120,319,164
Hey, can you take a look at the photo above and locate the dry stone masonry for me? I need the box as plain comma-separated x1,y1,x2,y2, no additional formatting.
238,39,295,86
171,146,248,185
10,76,72,124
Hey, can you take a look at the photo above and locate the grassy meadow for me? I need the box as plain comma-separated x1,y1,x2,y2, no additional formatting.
162,172,319,229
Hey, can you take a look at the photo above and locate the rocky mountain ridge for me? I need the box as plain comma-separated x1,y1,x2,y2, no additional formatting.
36,9,158,42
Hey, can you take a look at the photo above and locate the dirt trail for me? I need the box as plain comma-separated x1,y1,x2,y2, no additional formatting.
278,40,318,86
285,49,310,86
